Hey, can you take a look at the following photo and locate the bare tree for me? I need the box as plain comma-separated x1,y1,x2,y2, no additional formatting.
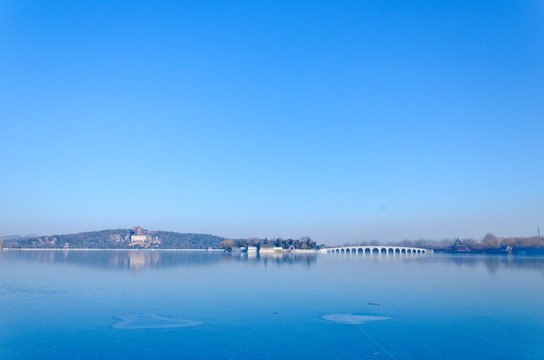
220,239,234,250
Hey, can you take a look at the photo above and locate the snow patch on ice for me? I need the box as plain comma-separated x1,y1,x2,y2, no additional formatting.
113,313,202,329
322,314,392,325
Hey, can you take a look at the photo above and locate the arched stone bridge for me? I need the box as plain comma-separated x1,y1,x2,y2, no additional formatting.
320,246,432,255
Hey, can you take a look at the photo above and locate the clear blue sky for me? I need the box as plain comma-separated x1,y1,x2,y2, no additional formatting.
1,1,543,243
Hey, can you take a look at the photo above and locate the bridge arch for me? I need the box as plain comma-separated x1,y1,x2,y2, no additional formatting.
321,246,430,255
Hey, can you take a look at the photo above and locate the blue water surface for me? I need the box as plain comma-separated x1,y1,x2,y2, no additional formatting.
1,250,543,359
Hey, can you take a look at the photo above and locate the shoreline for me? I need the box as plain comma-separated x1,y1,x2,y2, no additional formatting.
1,248,226,252
2,248,322,254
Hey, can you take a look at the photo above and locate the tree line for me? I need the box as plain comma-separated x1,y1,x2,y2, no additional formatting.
339,233,544,251
220,237,318,250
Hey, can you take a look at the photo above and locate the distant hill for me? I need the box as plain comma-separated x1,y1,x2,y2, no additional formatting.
155,231,226,249
1,234,40,242
2,228,227,249
2,235,23,242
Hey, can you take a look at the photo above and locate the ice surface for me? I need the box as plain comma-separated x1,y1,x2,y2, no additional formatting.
113,313,203,329
322,314,392,325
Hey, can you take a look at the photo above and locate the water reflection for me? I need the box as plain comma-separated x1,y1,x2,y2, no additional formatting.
1,250,543,275
438,254,544,274
0,250,319,271
326,251,544,274
226,252,318,267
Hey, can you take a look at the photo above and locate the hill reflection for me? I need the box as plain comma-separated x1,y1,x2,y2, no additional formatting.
0,250,318,271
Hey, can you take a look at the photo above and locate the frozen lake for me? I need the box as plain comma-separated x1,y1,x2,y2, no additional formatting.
1,250,543,359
